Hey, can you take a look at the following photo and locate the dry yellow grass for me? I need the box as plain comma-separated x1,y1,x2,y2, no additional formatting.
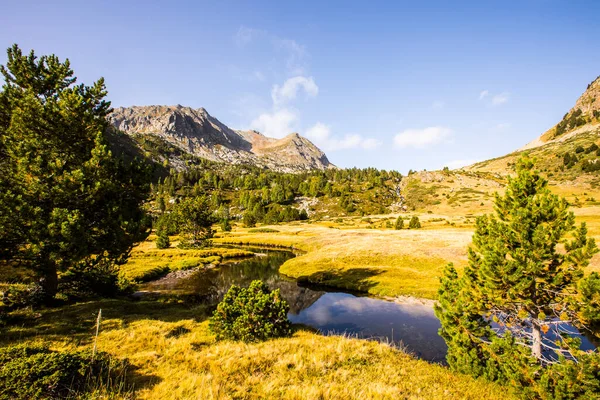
120,237,254,281
213,203,600,299
215,221,473,299
1,299,517,400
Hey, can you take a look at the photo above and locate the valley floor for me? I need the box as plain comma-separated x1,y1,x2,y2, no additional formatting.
214,220,471,299
4,203,600,399
215,205,600,300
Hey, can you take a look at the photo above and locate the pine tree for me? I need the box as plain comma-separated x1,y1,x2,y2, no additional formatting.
435,156,600,395
157,196,166,214
220,218,232,232
217,205,232,232
175,196,214,247
155,229,170,249
395,216,404,230
0,45,149,300
408,216,421,229
243,211,257,228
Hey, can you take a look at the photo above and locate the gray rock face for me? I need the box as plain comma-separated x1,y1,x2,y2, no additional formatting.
109,105,334,172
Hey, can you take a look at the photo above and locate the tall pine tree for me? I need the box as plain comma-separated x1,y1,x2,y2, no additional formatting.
175,196,214,247
0,45,149,300
435,156,600,396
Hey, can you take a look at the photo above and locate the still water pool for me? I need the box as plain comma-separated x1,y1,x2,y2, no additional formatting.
144,248,447,362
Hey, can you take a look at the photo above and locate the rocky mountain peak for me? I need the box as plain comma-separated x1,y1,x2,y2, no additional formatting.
573,76,600,117
108,105,334,173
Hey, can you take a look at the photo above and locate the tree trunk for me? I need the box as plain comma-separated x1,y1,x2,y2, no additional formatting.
532,320,542,360
39,265,58,301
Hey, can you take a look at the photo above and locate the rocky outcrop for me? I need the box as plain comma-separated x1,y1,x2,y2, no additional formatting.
522,76,600,150
571,76,600,117
109,105,334,172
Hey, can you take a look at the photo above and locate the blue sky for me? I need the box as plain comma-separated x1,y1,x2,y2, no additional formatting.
2,1,600,172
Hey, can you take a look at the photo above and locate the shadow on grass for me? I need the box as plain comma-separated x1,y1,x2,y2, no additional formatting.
122,363,163,396
0,297,210,394
1,298,210,343
296,267,382,294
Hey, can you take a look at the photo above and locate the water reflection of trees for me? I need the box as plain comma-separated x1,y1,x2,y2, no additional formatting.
174,251,324,314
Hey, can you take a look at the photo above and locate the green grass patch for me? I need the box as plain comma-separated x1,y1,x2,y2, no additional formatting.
119,239,254,282
249,228,280,233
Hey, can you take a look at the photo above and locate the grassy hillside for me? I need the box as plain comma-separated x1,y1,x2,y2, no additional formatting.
467,126,600,183
393,126,600,218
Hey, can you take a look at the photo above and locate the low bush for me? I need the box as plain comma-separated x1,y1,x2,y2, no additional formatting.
155,229,171,249
394,216,404,230
248,228,280,233
243,211,257,228
0,344,128,400
209,280,291,342
0,284,46,310
58,260,135,300
409,216,422,229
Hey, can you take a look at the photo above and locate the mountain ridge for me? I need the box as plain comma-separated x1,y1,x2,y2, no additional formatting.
109,105,334,173
520,76,600,151
462,75,600,178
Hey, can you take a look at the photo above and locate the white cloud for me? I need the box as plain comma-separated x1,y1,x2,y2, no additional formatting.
305,122,330,141
247,76,318,139
235,26,309,75
305,122,381,151
361,137,382,150
271,76,318,106
393,126,453,149
235,27,381,152
495,122,511,130
491,92,510,106
273,38,309,75
444,159,480,169
479,90,510,106
250,108,299,138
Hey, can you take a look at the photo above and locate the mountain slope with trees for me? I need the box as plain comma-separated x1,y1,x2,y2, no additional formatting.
466,76,600,183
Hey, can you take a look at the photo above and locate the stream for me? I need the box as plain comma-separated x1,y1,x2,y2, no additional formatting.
142,247,448,362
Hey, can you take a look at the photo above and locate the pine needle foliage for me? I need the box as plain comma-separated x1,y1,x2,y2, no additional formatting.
408,216,421,229
435,156,600,398
395,216,404,230
0,45,149,301
209,280,291,342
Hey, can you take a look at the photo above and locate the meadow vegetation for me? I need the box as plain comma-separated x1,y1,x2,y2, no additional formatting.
0,299,516,399
119,236,253,282
214,218,473,299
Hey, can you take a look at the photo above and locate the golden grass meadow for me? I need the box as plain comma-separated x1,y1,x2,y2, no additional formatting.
4,186,600,399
